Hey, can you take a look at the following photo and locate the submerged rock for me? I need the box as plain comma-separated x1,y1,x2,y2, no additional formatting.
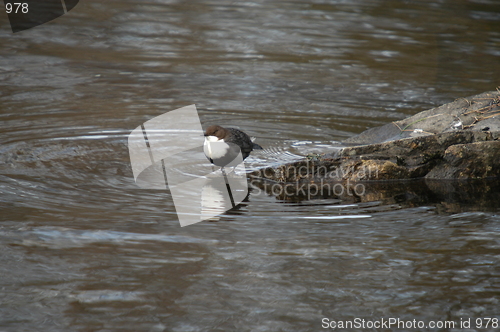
249,177,500,212
251,90,500,183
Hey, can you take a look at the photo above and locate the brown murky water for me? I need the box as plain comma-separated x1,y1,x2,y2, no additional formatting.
1,0,500,331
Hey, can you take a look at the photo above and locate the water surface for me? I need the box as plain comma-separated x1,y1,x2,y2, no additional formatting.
1,0,500,331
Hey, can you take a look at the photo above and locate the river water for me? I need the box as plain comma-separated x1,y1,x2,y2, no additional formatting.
1,0,500,331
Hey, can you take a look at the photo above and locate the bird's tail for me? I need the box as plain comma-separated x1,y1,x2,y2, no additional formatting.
252,142,263,150
250,136,263,149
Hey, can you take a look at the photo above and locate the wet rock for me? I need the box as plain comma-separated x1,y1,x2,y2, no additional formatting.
251,90,500,183
426,141,500,179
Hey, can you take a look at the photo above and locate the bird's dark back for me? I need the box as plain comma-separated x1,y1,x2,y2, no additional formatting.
226,127,255,159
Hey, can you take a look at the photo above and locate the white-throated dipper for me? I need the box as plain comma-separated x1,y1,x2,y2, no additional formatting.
204,125,263,167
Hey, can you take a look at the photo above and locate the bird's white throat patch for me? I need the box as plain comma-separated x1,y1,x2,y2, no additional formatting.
205,135,223,142
204,136,229,159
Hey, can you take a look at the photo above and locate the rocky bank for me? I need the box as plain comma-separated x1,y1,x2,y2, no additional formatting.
251,90,500,184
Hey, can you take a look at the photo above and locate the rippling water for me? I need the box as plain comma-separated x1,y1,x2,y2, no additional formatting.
1,0,500,331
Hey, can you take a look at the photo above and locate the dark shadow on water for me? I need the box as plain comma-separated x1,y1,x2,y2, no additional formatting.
249,177,500,214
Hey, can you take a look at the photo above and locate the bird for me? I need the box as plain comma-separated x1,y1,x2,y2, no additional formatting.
203,125,263,168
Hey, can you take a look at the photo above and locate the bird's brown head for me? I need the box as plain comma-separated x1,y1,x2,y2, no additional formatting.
204,125,228,140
